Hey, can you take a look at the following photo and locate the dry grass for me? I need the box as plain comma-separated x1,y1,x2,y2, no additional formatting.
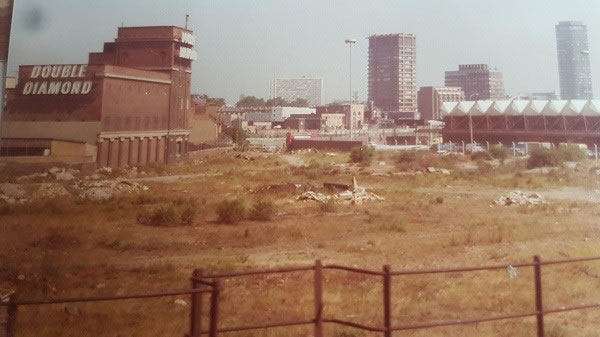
1,151,600,336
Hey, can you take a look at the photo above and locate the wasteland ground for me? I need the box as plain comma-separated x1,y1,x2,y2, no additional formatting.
2,149,600,337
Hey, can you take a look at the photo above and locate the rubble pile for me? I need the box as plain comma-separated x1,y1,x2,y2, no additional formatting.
494,191,546,206
34,183,72,199
297,177,385,205
73,179,149,201
0,183,27,204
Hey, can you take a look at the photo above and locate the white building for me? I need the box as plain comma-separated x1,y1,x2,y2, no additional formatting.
272,107,316,122
270,78,323,107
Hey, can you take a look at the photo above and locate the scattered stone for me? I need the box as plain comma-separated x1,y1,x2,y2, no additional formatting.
17,274,25,281
297,177,384,204
440,169,451,176
34,183,72,199
63,305,82,316
55,171,76,181
73,179,148,201
426,167,437,173
89,174,101,180
325,153,336,157
0,183,26,199
174,299,188,307
494,191,546,206
96,283,106,289
48,167,62,174
563,162,577,169
16,172,49,182
96,167,113,174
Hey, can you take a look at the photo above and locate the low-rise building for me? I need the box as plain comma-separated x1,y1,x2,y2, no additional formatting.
282,114,321,131
272,106,316,122
316,103,365,129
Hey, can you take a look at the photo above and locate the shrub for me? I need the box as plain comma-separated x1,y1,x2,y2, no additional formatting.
527,148,562,169
216,198,247,224
179,206,197,225
137,205,176,226
432,196,444,204
250,200,275,221
396,151,417,163
489,145,511,161
319,200,337,214
471,151,494,161
557,145,585,162
350,146,375,165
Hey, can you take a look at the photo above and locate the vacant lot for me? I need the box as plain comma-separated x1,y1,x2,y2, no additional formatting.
2,150,600,337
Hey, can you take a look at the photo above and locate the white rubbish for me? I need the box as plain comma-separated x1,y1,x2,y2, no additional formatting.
507,265,518,279
34,183,72,199
494,191,546,206
297,177,384,204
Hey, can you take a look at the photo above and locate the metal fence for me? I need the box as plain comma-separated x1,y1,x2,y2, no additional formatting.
3,255,600,337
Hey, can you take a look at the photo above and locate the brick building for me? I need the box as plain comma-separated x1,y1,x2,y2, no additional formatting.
2,25,197,167
418,86,465,121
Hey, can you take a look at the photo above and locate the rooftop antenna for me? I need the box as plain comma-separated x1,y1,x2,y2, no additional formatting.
185,14,189,29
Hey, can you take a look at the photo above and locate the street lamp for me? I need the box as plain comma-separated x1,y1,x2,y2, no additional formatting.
345,38,356,140
468,93,479,147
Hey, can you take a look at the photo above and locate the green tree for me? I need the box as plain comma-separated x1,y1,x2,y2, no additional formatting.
236,95,266,107
289,98,309,107
195,94,226,107
265,97,288,107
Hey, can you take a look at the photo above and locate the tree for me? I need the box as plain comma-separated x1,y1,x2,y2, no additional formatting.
236,95,266,107
289,98,309,107
265,97,287,107
194,94,226,107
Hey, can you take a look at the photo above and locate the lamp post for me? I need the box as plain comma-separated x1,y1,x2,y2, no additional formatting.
0,0,14,156
468,93,479,147
345,38,356,140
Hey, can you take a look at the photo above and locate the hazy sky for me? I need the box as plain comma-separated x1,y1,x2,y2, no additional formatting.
8,0,600,105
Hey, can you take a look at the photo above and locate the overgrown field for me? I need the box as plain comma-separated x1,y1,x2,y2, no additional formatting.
2,149,600,337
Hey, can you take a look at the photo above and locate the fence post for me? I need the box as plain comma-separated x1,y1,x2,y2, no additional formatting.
6,293,17,337
534,256,544,337
209,280,220,337
314,260,323,337
383,265,392,337
189,269,204,337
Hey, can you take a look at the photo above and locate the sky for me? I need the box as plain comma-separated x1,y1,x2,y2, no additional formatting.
8,0,600,105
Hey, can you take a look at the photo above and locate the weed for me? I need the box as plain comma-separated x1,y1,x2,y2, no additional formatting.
137,205,177,226
378,223,406,233
179,205,197,225
319,201,337,214
350,146,375,165
472,151,494,161
250,200,275,221
216,198,247,224
432,196,444,204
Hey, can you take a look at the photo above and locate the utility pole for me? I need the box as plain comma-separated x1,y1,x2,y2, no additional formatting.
345,39,356,141
0,0,13,156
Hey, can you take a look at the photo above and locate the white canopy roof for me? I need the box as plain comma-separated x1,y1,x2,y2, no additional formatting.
440,102,459,117
470,100,494,116
563,100,588,116
488,100,512,116
443,99,600,117
542,100,568,115
506,100,530,116
523,100,549,116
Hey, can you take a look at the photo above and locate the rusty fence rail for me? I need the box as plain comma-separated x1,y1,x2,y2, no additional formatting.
3,255,600,337
191,255,600,337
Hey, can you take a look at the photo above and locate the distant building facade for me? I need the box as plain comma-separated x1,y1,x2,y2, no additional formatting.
2,25,197,167
445,64,505,100
271,107,316,122
368,33,417,117
418,86,464,121
270,78,323,107
316,103,364,129
556,21,593,100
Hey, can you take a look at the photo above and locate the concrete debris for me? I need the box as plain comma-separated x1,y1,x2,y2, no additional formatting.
426,167,437,173
440,169,452,176
48,167,62,174
494,191,546,206
256,183,313,194
34,183,72,199
0,183,27,204
63,305,82,316
74,179,149,201
55,171,76,181
174,299,188,306
297,177,384,204
0,183,26,199
96,167,113,174
88,174,101,180
15,172,49,182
